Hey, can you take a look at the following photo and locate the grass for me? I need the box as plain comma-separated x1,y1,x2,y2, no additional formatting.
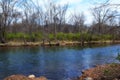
5,32,113,42
103,69,111,75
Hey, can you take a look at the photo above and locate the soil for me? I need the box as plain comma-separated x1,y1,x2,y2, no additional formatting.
0,40,120,47
79,63,120,80
3,75,47,80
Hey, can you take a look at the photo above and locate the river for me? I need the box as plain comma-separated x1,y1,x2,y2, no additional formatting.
0,44,120,80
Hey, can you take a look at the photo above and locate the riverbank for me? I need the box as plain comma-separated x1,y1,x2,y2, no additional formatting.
0,40,120,47
78,63,120,80
4,74,47,80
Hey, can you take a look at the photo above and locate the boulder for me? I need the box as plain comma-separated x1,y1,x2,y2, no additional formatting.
84,77,93,80
28,74,35,78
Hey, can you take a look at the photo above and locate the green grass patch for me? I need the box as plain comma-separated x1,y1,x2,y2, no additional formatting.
5,32,113,42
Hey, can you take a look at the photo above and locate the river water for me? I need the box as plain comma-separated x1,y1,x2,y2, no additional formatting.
0,44,120,80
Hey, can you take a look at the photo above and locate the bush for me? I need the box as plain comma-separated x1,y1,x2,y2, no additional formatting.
66,33,74,40
56,32,65,40
34,32,42,40
100,34,112,40
5,32,114,42
6,33,15,40
81,33,92,41
49,34,54,41
6,33,26,40
56,33,81,41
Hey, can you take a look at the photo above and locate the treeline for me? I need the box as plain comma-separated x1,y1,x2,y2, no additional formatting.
0,0,120,43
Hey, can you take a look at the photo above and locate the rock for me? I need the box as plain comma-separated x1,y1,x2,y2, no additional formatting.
84,77,93,80
28,74,35,78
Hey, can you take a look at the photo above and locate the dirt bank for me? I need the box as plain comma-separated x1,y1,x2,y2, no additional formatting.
79,63,120,80
0,40,120,47
4,74,47,80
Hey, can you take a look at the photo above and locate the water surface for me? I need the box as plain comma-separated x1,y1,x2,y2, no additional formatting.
0,44,120,80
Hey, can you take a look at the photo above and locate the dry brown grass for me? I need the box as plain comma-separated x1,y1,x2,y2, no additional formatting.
79,63,120,80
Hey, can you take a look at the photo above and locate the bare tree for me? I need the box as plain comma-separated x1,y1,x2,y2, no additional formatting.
68,12,86,45
71,12,85,33
91,5,116,34
22,0,40,42
42,0,68,43
90,0,120,42
11,11,22,34
57,4,68,32
0,0,22,43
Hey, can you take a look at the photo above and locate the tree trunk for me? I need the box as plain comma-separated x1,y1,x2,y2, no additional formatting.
0,28,5,43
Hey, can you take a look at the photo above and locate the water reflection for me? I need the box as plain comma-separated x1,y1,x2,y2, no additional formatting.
0,45,120,80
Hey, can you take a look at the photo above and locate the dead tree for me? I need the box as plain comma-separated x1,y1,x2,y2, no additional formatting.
43,0,68,43
71,12,85,33
22,0,39,42
0,0,21,43
91,5,117,34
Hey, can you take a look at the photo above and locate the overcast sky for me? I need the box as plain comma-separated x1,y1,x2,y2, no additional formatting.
33,0,120,25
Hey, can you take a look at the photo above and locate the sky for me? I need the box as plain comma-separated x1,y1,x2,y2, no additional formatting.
34,0,120,25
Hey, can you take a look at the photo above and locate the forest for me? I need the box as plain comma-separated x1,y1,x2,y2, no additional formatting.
0,0,120,44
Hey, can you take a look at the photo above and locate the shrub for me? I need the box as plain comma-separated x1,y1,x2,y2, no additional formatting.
6,33,26,40
56,32,65,40
101,34,112,40
6,33,15,40
49,34,54,41
5,32,114,42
